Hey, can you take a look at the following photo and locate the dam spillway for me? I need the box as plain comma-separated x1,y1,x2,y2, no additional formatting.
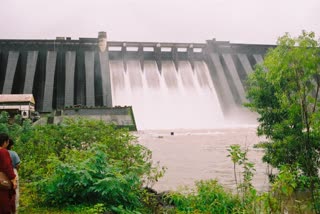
110,59,224,129
0,32,274,129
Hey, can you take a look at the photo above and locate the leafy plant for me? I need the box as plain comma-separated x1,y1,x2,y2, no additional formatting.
246,30,320,213
227,144,257,211
0,116,165,213
167,180,243,213
227,145,256,193
227,144,242,191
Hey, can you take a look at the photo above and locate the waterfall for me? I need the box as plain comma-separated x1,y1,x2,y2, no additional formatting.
110,59,226,130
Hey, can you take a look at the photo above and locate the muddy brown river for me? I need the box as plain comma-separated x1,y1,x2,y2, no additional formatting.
137,127,271,193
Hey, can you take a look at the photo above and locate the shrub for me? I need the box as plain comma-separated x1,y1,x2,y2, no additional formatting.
167,180,243,213
9,117,165,212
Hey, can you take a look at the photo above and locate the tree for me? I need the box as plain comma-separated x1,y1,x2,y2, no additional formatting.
246,31,320,211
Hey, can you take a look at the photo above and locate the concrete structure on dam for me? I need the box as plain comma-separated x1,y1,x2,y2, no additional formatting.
0,32,274,116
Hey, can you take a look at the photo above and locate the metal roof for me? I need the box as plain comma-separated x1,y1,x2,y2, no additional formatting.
0,94,35,104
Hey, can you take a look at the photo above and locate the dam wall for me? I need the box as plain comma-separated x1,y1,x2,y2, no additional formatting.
204,40,271,114
0,32,274,119
0,34,113,112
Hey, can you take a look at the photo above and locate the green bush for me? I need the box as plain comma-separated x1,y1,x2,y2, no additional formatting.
2,116,165,212
168,179,243,213
36,142,144,209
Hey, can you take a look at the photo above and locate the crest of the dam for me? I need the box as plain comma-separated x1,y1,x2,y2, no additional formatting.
0,32,274,129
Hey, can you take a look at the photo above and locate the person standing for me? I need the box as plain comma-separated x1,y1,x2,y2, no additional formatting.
7,139,20,214
0,133,17,214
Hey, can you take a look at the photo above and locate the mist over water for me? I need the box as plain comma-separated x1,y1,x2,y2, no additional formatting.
110,59,253,130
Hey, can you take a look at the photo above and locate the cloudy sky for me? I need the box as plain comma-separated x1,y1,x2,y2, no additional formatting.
1,0,319,44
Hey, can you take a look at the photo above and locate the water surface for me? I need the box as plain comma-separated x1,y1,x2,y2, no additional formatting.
137,127,271,193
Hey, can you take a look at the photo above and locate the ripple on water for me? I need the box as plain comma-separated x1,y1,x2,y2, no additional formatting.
137,128,270,192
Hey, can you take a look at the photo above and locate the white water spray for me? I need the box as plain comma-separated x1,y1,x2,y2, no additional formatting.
110,59,227,130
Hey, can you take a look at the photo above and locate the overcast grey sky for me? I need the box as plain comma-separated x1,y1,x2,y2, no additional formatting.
0,0,319,44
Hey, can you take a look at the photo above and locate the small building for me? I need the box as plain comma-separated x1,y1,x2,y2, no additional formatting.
0,94,36,119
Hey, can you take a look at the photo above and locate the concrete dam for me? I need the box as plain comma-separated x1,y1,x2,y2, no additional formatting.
0,32,274,129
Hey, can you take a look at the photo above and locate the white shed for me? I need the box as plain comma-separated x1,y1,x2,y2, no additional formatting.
0,94,36,118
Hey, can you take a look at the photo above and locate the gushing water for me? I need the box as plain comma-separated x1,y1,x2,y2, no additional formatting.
110,60,226,130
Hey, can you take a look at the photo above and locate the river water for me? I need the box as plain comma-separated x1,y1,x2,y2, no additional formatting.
137,127,271,193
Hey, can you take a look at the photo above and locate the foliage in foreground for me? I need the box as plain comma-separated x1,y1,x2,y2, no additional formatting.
168,179,243,213
1,111,319,213
166,168,317,214
245,30,320,212
0,112,165,213
167,144,318,214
